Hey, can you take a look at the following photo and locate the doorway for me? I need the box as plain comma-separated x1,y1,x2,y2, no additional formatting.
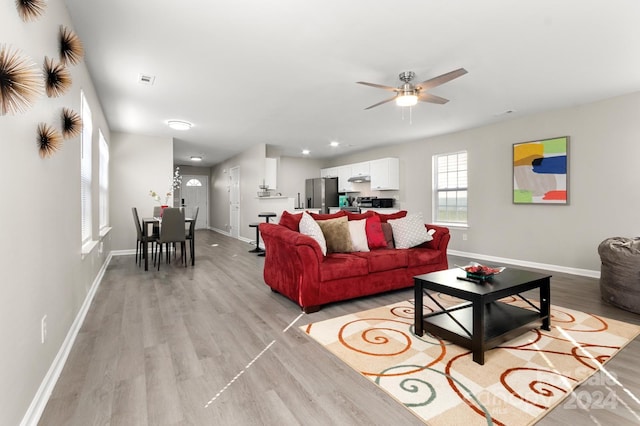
229,166,240,238
181,175,208,229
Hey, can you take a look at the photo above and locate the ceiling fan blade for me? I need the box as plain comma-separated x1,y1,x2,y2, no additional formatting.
356,81,398,92
416,68,468,90
418,93,449,104
364,95,398,110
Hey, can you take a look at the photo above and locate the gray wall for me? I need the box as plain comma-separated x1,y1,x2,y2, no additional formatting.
0,1,112,424
322,91,640,273
110,133,174,250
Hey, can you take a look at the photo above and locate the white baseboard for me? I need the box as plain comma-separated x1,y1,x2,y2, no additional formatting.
209,226,230,237
20,252,113,426
448,249,600,279
111,249,136,256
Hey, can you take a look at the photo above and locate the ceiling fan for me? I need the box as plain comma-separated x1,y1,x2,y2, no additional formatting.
356,68,468,110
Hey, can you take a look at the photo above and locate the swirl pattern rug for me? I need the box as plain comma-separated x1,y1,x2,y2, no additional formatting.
301,295,640,425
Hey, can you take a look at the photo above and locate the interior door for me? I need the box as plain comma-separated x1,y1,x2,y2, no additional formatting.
181,175,208,229
229,166,240,238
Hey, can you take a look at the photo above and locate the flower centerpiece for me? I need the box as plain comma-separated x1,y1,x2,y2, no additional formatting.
149,189,172,206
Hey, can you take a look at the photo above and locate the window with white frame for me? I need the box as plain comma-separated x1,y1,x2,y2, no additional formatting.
98,129,109,230
80,91,93,245
433,151,468,225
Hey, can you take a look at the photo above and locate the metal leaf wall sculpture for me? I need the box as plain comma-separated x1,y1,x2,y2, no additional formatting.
43,56,71,98
15,0,46,22
0,44,43,115
59,26,84,66
61,107,82,139
37,123,62,158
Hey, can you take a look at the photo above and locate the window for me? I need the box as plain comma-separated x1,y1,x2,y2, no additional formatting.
98,130,109,230
433,151,467,225
80,91,93,245
186,178,202,187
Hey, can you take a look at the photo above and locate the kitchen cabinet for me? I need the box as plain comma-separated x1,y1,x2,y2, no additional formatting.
370,157,399,190
350,161,370,178
320,167,338,178
337,165,353,192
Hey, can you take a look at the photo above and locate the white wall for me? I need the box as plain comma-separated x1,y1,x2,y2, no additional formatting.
110,133,174,251
0,1,112,424
322,91,640,273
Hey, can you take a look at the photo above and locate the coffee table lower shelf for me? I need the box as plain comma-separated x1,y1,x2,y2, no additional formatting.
421,301,546,363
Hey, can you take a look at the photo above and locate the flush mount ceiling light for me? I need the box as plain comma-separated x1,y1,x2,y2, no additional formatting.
190,156,202,162
302,149,310,155
167,120,192,131
330,141,340,147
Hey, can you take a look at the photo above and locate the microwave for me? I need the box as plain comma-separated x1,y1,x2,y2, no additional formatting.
372,198,394,208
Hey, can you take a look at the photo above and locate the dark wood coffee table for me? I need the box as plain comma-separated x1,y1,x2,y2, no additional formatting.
414,267,551,365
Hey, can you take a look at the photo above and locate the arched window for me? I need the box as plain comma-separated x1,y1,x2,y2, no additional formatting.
186,178,202,187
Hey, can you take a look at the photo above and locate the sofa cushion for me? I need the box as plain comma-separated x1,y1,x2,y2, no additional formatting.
365,215,387,249
381,222,394,249
348,219,370,252
308,210,347,221
346,210,376,221
375,210,408,223
354,249,408,273
407,248,443,267
319,253,369,281
279,210,302,232
388,213,433,249
317,216,353,253
299,212,327,255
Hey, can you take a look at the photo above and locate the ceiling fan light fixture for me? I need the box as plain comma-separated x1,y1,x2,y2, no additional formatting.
167,120,192,131
396,94,418,107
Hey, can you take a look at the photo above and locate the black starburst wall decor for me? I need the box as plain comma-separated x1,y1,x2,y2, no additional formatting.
59,26,84,66
43,56,71,98
0,44,43,115
61,107,82,139
37,123,62,158
15,0,46,22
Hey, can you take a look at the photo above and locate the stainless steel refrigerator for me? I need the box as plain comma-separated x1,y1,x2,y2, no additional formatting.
305,178,338,214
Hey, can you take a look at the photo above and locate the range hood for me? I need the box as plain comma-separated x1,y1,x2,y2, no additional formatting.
348,175,371,183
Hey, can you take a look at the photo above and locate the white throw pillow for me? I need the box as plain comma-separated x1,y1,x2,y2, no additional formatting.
388,213,433,249
299,212,327,255
348,219,370,252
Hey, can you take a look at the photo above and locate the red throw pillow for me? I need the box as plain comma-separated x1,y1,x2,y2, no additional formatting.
346,210,375,221
376,210,408,223
279,210,302,231
365,215,387,249
308,210,347,221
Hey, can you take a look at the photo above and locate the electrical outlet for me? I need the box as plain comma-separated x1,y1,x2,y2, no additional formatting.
41,315,47,344
462,233,468,241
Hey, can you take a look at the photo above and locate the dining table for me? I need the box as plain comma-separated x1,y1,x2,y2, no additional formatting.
141,216,194,271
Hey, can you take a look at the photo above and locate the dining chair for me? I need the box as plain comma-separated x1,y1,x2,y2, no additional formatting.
132,207,158,267
155,207,187,270
185,206,199,266
153,206,161,217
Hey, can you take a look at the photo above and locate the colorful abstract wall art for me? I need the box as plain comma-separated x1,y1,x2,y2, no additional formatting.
513,136,568,204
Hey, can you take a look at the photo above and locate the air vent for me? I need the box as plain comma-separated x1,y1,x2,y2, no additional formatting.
138,74,155,85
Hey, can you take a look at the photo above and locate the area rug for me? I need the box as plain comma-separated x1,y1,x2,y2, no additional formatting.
301,295,640,425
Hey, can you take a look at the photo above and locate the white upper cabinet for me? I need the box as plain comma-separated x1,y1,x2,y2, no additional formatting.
320,167,338,178
350,161,370,178
337,164,353,192
370,157,399,190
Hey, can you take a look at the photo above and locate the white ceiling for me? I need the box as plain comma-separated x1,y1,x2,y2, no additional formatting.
64,0,640,167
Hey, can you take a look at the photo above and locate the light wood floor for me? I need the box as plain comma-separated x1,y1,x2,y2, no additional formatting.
39,230,640,425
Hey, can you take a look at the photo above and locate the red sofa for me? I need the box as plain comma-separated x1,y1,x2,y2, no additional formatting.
259,215,450,313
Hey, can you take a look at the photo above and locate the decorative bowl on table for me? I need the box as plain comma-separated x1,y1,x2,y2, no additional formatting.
460,262,505,281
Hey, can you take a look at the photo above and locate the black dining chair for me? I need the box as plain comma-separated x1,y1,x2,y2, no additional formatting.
132,207,158,267
155,207,187,270
185,206,199,266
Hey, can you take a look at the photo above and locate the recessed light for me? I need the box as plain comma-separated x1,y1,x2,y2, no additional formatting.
302,149,310,155
330,141,340,147
167,120,192,130
190,156,202,162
